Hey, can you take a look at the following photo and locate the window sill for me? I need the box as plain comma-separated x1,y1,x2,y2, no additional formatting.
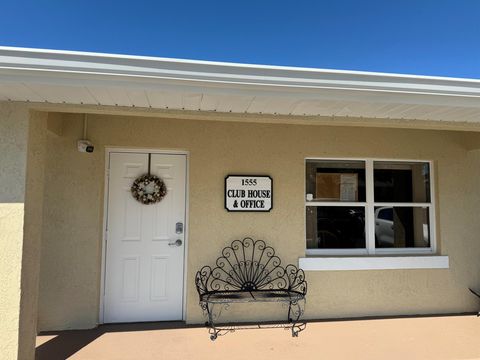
299,255,449,271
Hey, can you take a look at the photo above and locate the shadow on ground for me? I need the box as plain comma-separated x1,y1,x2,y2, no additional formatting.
36,321,202,360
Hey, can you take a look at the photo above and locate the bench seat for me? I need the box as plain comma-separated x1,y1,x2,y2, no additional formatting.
200,290,305,303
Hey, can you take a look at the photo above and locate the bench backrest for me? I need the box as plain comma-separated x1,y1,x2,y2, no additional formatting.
195,237,307,296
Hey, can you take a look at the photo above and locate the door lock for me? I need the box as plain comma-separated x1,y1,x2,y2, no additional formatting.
176,222,184,234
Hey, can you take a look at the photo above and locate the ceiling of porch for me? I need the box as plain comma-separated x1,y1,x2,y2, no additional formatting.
1,46,480,126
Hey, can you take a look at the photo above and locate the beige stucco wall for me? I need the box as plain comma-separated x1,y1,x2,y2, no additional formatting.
0,103,29,359
37,112,480,331
19,111,47,359
0,102,47,360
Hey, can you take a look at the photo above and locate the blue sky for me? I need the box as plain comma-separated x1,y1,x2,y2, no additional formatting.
1,1,479,78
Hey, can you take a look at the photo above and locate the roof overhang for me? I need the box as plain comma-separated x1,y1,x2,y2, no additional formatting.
1,46,480,129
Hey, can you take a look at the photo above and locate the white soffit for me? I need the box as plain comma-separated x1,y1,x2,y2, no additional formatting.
1,46,480,123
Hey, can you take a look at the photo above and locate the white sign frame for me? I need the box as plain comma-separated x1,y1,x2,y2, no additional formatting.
225,175,273,212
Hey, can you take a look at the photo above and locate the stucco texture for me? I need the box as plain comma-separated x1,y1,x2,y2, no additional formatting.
0,102,47,360
37,112,480,331
0,102,29,360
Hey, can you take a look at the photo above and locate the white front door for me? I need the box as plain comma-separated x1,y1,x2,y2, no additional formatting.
104,152,186,323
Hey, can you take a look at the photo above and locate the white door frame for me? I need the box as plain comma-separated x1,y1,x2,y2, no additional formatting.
99,147,189,324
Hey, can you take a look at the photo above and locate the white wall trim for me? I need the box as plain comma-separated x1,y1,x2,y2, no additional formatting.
299,256,449,271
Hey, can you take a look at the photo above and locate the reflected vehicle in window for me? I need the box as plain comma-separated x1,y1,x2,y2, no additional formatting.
375,207,394,247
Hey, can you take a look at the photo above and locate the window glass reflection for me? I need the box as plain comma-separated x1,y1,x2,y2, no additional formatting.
374,161,430,203
375,207,430,248
306,206,366,249
306,160,366,202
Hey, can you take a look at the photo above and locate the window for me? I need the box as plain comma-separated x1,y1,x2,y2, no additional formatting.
306,159,434,255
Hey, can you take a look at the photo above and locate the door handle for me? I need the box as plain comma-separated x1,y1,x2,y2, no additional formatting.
168,239,183,247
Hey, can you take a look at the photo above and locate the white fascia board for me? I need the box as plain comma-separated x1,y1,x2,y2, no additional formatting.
299,256,449,271
1,47,480,104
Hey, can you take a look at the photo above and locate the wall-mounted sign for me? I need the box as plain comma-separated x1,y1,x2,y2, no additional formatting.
225,175,273,212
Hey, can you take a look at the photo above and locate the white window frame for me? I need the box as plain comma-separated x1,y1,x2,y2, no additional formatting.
305,157,436,256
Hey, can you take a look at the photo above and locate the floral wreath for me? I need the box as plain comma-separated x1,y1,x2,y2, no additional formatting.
131,174,167,205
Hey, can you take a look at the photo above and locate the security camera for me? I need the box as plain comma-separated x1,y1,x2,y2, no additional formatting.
77,139,94,153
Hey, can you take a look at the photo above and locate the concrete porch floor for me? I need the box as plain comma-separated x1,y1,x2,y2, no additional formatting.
36,315,480,360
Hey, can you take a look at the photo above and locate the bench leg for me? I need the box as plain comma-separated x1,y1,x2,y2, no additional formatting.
202,302,222,341
203,302,218,340
288,299,306,337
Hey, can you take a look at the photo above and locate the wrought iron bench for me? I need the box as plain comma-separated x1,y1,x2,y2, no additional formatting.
195,237,307,340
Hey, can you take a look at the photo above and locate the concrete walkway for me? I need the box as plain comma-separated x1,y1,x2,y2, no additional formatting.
36,315,480,360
